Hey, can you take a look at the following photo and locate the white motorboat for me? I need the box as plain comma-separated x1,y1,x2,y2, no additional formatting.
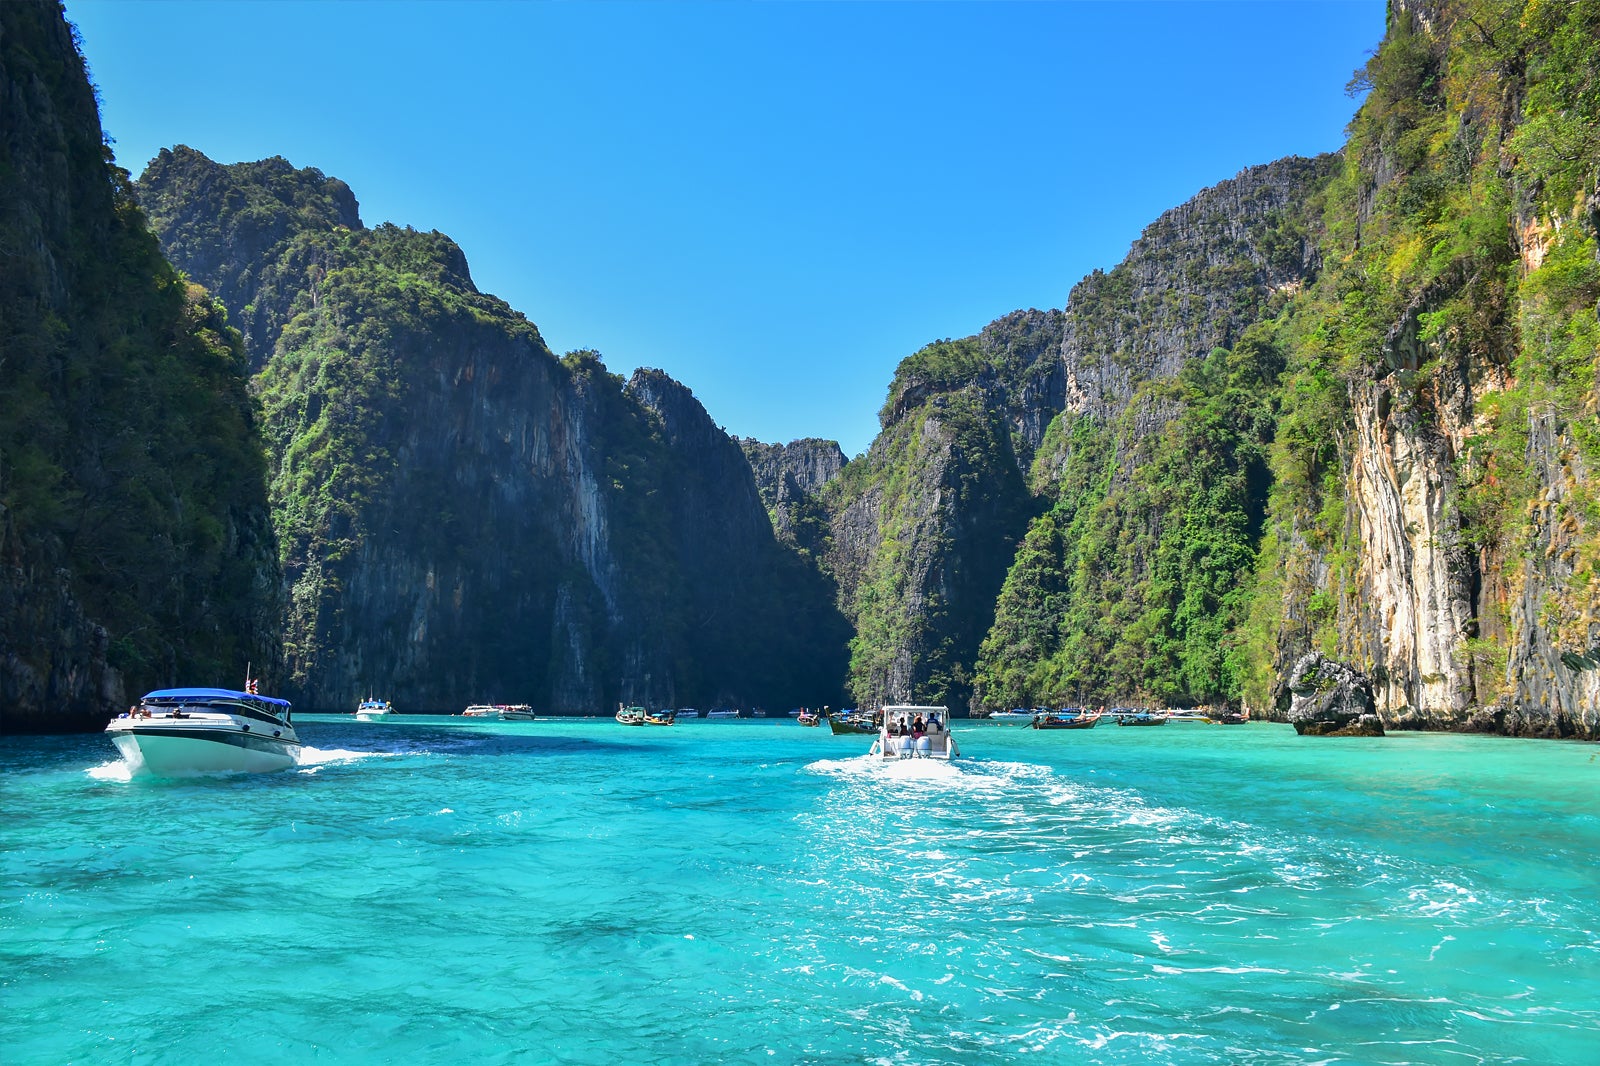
987,709,1038,724
355,697,393,720
498,704,536,721
461,704,499,717
870,704,960,761
1166,709,1214,724
106,687,300,775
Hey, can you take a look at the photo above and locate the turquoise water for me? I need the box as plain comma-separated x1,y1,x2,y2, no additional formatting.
3,718,1597,1065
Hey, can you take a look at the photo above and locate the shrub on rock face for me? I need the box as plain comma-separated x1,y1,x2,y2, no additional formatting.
1286,653,1383,737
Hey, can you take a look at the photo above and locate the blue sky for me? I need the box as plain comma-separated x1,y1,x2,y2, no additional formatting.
68,0,1384,457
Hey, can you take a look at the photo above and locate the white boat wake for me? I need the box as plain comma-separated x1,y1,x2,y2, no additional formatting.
294,746,392,772
805,752,964,782
86,759,133,783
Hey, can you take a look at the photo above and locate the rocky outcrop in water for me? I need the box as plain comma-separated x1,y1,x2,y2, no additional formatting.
1285,653,1383,737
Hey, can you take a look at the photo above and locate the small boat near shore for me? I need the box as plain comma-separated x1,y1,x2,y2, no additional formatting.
1166,709,1214,724
797,709,823,726
498,704,536,721
462,704,499,717
828,710,878,735
1033,710,1102,730
642,709,675,726
616,706,646,725
106,687,300,775
988,709,1039,724
870,705,960,760
1115,710,1171,726
355,697,393,721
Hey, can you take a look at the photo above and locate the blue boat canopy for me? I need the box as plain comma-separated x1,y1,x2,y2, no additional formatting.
142,687,292,710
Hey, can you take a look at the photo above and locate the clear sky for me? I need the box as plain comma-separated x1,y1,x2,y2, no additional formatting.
67,0,1384,457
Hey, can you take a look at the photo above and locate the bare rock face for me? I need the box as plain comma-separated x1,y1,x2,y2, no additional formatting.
1286,653,1384,737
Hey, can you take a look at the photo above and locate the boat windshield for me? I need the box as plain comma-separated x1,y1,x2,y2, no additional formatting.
139,688,292,726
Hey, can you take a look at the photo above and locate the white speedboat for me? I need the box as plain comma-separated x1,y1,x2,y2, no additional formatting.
355,697,393,720
106,688,300,775
987,709,1038,724
461,704,499,717
870,704,960,761
498,704,536,721
1166,709,1214,724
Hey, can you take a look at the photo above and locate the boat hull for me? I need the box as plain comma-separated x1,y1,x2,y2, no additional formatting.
988,712,1038,725
828,718,877,735
871,730,960,760
109,726,299,775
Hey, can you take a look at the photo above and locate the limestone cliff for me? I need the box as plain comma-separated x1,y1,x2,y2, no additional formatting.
828,338,1038,712
836,157,1335,715
740,437,845,559
1256,0,1600,739
0,1,280,731
137,149,845,712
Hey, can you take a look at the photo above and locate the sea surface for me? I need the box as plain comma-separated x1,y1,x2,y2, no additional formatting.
2,716,1597,1065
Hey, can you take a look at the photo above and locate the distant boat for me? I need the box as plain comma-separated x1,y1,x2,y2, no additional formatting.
616,706,646,726
462,704,500,717
988,709,1038,724
1166,709,1213,724
106,687,300,775
871,704,960,760
1115,710,1170,727
797,709,822,727
1033,710,1101,730
675,708,701,719
828,710,878,735
642,709,675,726
704,709,739,719
498,705,536,721
355,697,393,721
1209,710,1249,725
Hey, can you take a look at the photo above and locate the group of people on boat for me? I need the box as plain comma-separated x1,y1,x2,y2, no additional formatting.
885,710,943,739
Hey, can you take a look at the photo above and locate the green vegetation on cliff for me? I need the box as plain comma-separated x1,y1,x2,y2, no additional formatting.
0,3,279,729
836,339,1034,710
1238,0,1600,728
962,0,1600,734
139,147,849,713
973,330,1283,709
